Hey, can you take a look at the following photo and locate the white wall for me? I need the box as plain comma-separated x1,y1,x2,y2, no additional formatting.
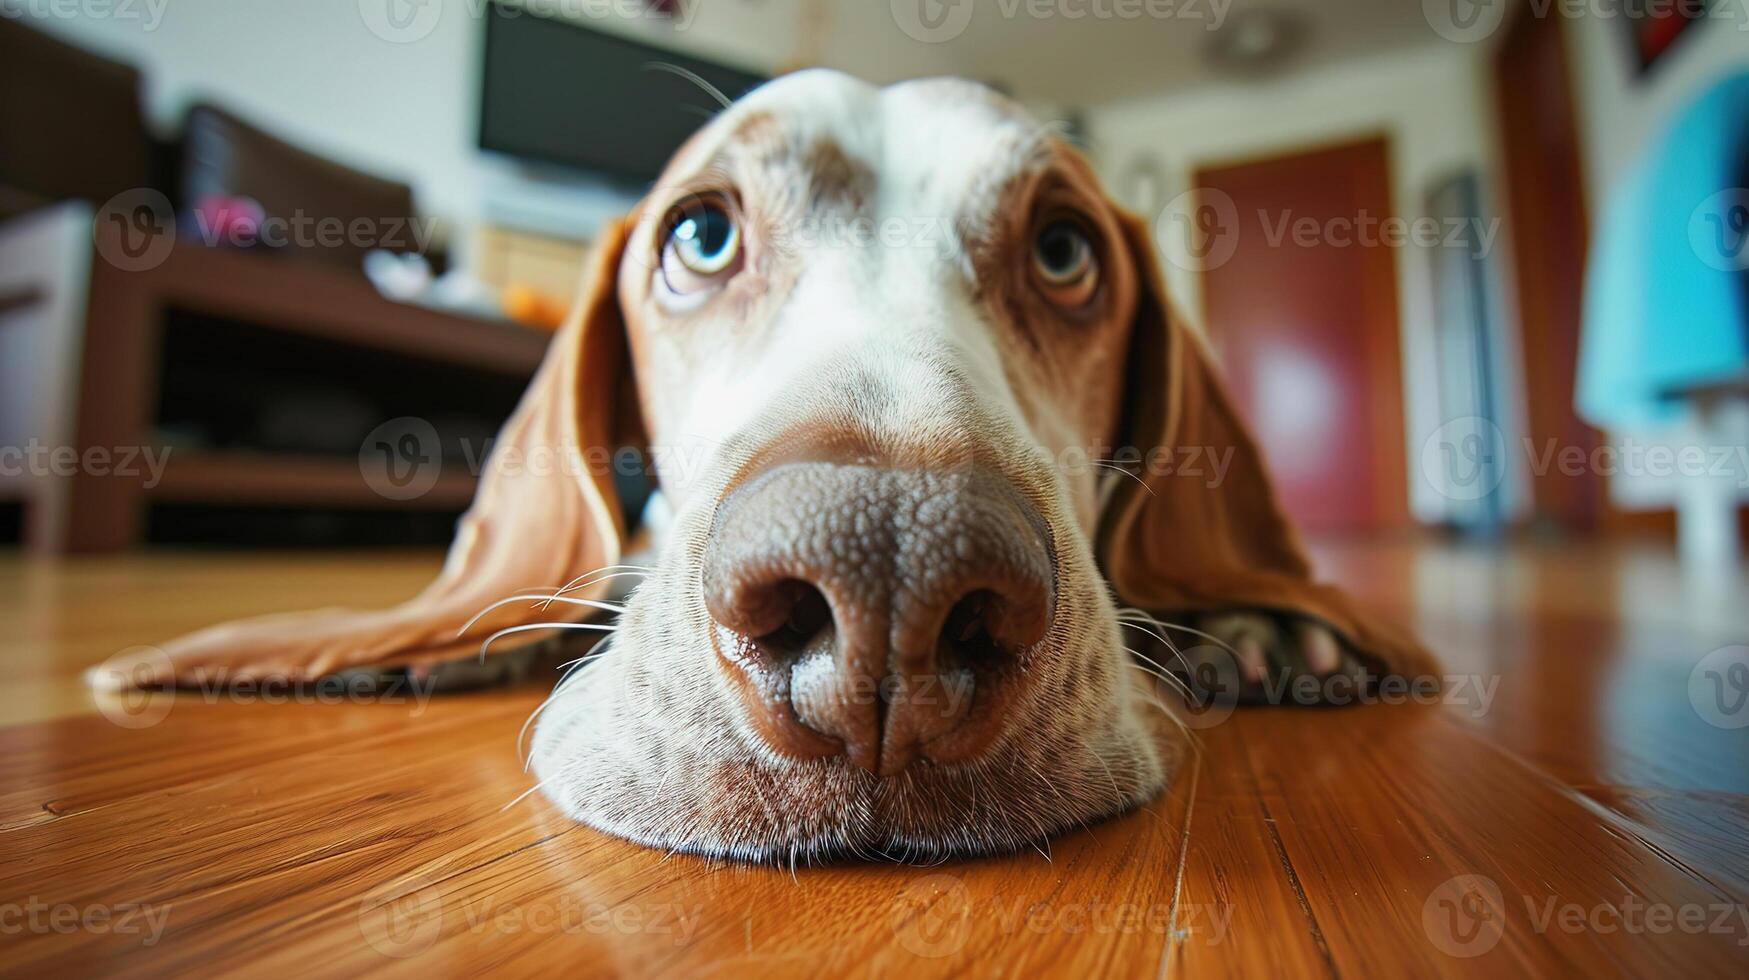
1085,44,1516,524
16,0,809,227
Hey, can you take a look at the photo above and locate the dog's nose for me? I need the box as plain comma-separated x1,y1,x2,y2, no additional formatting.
703,463,1054,776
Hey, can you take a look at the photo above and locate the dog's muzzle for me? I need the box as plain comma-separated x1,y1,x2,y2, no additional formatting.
703,463,1055,776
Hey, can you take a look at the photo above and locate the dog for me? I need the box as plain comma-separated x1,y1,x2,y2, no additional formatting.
91,71,1432,861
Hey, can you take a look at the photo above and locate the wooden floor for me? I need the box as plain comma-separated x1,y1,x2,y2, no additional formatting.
1,538,1746,977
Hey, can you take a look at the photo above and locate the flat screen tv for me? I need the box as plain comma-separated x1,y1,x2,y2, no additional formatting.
479,2,766,185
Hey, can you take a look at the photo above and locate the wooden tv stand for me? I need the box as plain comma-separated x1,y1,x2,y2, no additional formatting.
2,206,549,554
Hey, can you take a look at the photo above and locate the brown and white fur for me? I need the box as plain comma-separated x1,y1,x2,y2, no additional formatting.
525,71,1358,861
96,70,1401,864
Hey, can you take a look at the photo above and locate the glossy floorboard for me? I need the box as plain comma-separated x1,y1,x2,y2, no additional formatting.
0,539,1745,977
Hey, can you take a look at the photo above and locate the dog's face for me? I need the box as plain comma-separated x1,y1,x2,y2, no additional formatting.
530,71,1168,860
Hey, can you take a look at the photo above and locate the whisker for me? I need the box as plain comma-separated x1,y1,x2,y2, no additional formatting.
517,636,619,767
536,569,650,612
547,564,655,592
1091,749,1125,811
461,566,651,649
1116,619,1190,674
479,622,616,660
458,594,624,638
1018,752,1087,837
543,566,652,606
501,772,563,812
1125,652,1191,699
1133,687,1179,722
644,61,731,109
1117,661,1184,715
1091,461,1155,497
1117,611,1242,660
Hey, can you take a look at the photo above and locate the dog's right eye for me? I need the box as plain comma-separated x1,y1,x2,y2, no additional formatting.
1029,217,1100,310
659,197,743,300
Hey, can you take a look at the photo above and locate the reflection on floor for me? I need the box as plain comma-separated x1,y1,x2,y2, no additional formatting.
0,538,1744,976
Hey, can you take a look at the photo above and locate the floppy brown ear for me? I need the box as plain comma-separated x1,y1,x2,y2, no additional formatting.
1097,209,1435,678
91,215,644,689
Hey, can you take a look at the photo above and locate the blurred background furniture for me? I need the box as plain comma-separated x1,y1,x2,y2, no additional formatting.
1578,70,1749,571
69,229,546,553
0,203,93,552
1673,375,1749,569
0,17,548,555
0,15,151,222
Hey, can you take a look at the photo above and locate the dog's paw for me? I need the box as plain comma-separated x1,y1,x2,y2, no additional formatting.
1178,612,1369,706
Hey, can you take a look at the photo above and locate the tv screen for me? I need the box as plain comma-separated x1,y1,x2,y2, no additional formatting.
479,3,766,185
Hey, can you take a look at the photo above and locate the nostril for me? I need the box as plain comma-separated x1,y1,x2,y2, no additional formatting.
940,590,1010,668
704,461,1057,772
703,556,830,641
751,580,833,661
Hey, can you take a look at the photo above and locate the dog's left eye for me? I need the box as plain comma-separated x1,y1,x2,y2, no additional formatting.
659,197,743,298
1031,219,1098,307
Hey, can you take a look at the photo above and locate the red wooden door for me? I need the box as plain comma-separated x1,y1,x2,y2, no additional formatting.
1194,138,1409,532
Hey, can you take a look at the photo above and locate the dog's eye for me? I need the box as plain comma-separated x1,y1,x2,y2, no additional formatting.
1031,219,1098,307
659,197,743,298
